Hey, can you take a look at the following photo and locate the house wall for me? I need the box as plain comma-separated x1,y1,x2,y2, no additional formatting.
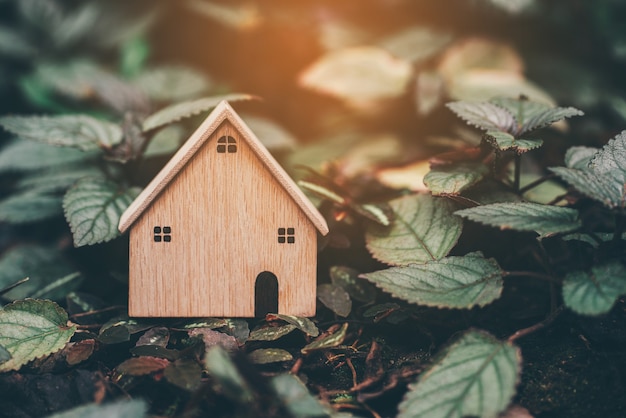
128,121,317,317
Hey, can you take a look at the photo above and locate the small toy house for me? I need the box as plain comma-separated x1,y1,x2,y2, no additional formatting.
118,101,329,317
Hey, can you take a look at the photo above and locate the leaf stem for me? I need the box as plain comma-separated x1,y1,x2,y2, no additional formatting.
513,154,522,192
518,173,556,194
507,305,564,343
504,271,561,284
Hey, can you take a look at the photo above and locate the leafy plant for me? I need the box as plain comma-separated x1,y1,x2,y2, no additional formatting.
0,1,625,417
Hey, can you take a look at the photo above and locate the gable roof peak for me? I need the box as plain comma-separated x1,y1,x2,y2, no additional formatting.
118,101,329,235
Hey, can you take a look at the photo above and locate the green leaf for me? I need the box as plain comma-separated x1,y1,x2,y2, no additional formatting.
590,130,626,177
564,146,597,169
361,253,504,309
266,314,320,337
205,346,254,402
242,115,297,151
133,66,212,102
0,115,123,151
455,202,581,237
0,245,78,302
63,178,140,247
562,262,626,315
183,318,228,329
330,266,377,303
0,299,77,372
424,162,489,195
248,324,297,341
399,330,520,418
0,192,63,224
143,124,184,157
490,97,583,135
0,140,97,173
45,399,147,418
142,93,255,132
17,167,104,194
446,101,516,132
248,348,293,364
99,317,152,344
317,284,352,317
550,167,625,209
301,323,349,354
366,194,462,266
271,374,331,417
484,131,543,153
0,345,10,364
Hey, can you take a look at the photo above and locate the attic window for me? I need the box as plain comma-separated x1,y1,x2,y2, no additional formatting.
154,226,172,243
278,227,295,244
217,136,237,153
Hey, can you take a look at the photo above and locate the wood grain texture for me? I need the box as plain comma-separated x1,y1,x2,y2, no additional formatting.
128,121,318,317
119,101,328,235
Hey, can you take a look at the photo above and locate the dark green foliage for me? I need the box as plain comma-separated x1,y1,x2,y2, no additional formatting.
1,1,626,417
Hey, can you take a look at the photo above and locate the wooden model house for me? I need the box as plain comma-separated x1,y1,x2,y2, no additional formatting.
118,101,329,317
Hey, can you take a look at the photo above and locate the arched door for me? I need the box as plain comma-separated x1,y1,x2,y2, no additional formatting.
255,272,278,317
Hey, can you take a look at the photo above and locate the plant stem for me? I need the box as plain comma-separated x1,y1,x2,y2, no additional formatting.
513,154,522,192
505,271,561,284
507,305,564,343
518,173,556,194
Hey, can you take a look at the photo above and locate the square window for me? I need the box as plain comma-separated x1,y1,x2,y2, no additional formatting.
278,236,286,244
154,226,161,233
217,145,226,153
163,226,171,234
287,236,295,244
278,228,285,235
154,235,162,242
163,235,171,242
287,227,295,235
228,145,237,153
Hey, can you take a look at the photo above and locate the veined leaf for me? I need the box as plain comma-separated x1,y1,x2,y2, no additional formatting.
144,124,184,157
550,167,625,209
361,253,504,309
0,192,63,224
248,324,297,342
301,323,348,354
271,374,331,417
0,139,97,173
132,66,212,102
115,356,170,376
424,162,489,195
398,330,521,418
490,97,583,135
0,245,78,302
564,146,598,169
63,178,140,247
446,101,516,132
0,115,122,151
17,167,104,194
330,266,377,303
484,131,543,153
266,314,319,337
455,202,581,237
46,399,147,418
562,261,626,316
366,194,462,266
164,359,202,391
248,348,293,365
0,299,76,372
590,130,626,177
142,93,255,132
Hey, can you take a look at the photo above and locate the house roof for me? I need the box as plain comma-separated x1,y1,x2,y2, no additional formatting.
118,101,329,235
